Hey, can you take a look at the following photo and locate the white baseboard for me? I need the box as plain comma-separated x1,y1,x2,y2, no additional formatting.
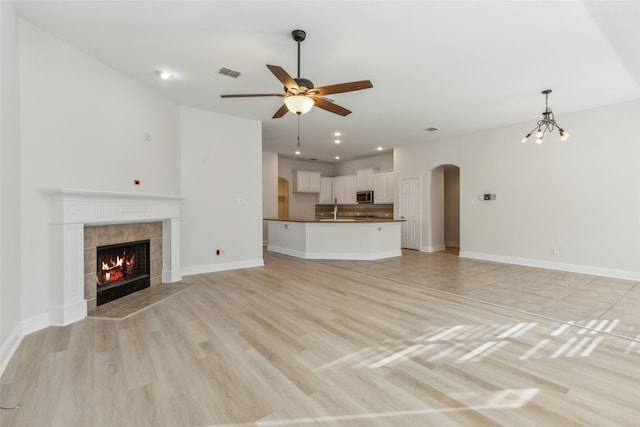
21,311,52,335
0,323,24,377
459,251,640,281
444,241,460,248
421,244,445,253
181,258,264,277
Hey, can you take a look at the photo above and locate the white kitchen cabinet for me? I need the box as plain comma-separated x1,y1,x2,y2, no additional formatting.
332,175,357,204
332,176,345,204
374,171,395,204
319,177,333,204
294,170,321,193
356,168,375,191
344,175,357,204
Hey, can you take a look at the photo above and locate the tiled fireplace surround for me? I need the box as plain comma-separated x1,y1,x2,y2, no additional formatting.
84,222,163,310
48,189,183,326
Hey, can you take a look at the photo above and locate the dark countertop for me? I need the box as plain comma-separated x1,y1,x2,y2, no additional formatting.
265,218,404,223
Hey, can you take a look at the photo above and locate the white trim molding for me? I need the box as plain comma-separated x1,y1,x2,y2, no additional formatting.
459,251,640,282
45,189,185,326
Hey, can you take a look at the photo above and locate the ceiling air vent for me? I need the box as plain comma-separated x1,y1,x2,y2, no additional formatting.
219,67,242,79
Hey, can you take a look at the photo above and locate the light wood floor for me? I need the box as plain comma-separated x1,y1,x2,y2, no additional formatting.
2,250,639,426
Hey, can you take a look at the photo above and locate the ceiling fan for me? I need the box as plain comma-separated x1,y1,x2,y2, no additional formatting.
220,29,373,118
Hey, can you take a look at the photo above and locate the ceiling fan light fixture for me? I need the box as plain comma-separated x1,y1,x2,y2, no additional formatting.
284,95,314,115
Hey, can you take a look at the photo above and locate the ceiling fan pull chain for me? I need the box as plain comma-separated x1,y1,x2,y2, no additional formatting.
297,115,301,147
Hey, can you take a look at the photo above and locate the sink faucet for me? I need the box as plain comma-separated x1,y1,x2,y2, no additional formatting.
333,198,338,221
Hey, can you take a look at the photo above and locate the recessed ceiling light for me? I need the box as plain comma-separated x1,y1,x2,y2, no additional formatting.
334,132,341,136
157,70,174,80
295,151,301,155
334,139,341,144
335,156,340,160
377,147,383,151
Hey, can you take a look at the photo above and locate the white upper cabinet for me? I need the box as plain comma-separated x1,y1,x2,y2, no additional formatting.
294,170,321,193
356,168,375,191
332,175,357,204
344,175,357,204
374,171,395,204
319,177,333,204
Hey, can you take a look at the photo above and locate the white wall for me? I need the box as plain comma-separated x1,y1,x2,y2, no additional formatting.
278,157,334,219
262,152,279,242
428,166,445,252
179,107,263,275
334,153,393,176
18,20,181,323
0,0,22,373
395,99,640,279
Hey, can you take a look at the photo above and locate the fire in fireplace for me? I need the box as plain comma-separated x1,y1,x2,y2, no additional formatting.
96,240,150,306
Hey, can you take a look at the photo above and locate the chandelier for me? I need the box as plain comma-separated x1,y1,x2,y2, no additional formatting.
520,89,569,144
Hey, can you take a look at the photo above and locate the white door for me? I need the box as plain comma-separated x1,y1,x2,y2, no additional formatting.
400,177,420,250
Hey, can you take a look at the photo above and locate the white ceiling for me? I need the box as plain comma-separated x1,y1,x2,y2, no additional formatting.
13,0,640,163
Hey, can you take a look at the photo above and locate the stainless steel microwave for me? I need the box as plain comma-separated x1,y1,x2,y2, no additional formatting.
357,190,374,203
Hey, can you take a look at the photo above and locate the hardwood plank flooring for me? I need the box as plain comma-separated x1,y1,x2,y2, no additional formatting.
1,249,639,426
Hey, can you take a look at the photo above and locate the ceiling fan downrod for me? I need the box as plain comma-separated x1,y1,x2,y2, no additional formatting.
291,29,306,79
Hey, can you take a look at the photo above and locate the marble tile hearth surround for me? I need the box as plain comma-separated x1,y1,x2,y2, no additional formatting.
84,222,163,311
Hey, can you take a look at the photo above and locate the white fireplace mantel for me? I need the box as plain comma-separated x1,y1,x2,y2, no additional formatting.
46,189,185,326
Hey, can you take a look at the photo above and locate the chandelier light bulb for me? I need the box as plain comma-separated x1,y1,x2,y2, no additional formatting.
521,134,531,144
536,137,543,144
536,129,543,139
560,129,570,141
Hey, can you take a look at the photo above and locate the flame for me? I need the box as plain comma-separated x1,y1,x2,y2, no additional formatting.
97,252,137,286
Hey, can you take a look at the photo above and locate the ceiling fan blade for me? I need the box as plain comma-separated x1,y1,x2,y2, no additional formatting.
220,93,284,98
272,104,289,119
311,96,351,116
266,65,299,91
311,80,373,96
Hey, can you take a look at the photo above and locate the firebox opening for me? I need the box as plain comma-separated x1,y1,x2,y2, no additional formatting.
96,239,150,306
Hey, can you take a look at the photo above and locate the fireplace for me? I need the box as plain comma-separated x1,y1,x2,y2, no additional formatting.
96,239,150,306
46,189,183,326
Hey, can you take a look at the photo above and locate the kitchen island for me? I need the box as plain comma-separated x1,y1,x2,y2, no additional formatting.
266,218,403,260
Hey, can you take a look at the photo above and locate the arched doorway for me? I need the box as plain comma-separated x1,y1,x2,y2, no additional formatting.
429,164,460,255
277,177,289,219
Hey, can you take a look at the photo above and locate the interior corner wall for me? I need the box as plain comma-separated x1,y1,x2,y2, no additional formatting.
0,0,23,374
277,157,334,219
179,106,263,275
428,166,445,252
262,152,279,243
395,99,640,280
18,19,180,324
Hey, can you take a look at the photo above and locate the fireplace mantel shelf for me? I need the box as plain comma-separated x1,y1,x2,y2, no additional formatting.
45,188,186,200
